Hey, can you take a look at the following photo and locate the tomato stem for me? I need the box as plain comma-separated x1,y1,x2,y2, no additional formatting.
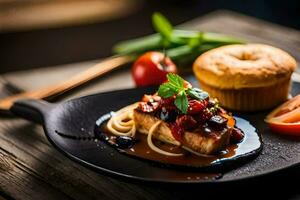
160,49,168,70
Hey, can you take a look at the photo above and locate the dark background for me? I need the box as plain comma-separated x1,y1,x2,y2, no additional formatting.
0,0,299,73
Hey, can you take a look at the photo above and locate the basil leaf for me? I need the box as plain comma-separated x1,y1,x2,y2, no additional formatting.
152,12,173,39
174,91,188,114
187,88,209,100
158,83,177,98
167,73,184,89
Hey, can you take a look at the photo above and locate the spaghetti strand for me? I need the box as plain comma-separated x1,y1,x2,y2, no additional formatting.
147,121,183,157
107,103,183,157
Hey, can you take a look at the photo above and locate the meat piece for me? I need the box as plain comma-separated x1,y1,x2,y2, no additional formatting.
134,109,231,155
134,109,180,146
183,127,230,155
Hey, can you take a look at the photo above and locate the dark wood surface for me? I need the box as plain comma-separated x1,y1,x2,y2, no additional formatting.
1,10,300,200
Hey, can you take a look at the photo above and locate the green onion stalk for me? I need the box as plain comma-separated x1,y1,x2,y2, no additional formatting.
112,12,245,70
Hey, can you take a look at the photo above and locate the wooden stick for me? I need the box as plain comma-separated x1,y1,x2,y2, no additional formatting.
0,55,133,111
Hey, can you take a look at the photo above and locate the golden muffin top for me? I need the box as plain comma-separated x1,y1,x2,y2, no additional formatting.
193,44,297,89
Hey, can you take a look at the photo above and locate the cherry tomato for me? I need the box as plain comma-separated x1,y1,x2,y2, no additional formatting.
265,95,300,136
230,128,244,143
132,52,177,87
187,100,207,115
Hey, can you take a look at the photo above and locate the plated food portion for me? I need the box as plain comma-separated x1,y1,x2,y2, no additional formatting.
95,74,262,168
133,74,244,156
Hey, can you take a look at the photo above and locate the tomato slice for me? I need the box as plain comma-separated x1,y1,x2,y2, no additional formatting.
265,95,300,136
220,113,236,127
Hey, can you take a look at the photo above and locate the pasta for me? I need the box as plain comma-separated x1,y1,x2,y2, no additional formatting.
107,103,183,156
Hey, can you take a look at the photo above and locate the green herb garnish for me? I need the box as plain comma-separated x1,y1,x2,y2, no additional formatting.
158,74,209,114
186,88,209,101
174,90,189,114
158,73,184,97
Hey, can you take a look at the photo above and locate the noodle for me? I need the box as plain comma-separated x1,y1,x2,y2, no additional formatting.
107,103,138,137
147,121,183,157
107,103,183,157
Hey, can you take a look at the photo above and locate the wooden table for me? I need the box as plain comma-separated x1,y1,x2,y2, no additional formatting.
1,10,300,200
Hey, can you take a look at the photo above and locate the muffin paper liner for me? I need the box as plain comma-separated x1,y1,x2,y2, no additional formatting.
199,79,291,111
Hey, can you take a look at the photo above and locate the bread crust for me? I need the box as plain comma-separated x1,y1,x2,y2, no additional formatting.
193,44,296,89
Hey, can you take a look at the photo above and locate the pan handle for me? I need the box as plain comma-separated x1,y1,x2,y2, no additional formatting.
10,99,53,124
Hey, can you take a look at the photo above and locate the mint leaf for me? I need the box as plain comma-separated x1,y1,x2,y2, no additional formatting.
158,83,177,98
187,88,209,100
157,73,205,114
167,73,184,89
152,12,173,39
157,74,185,99
174,91,188,114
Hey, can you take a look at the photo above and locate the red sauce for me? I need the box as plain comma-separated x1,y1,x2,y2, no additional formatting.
170,123,184,142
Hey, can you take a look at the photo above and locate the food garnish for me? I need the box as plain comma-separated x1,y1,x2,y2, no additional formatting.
132,52,177,86
106,74,244,157
158,73,208,114
265,95,300,135
113,12,243,66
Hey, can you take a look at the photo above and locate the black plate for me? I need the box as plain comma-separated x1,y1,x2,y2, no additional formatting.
10,82,300,184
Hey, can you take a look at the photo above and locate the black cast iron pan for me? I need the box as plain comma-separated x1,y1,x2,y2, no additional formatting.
9,83,300,184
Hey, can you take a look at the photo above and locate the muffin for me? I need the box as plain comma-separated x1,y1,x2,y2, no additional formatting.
193,44,297,111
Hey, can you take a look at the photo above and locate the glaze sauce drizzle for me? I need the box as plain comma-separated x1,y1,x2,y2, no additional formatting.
94,113,262,170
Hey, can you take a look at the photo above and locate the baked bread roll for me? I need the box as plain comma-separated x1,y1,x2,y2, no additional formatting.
193,44,297,111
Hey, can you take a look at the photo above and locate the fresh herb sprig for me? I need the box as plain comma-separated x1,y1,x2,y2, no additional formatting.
113,12,244,65
158,74,209,114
